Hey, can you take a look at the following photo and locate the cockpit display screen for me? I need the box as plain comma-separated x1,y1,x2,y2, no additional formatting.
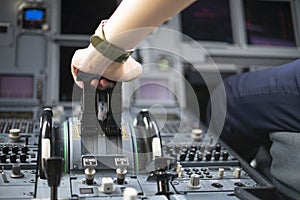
0,74,34,99
24,9,44,21
23,8,46,29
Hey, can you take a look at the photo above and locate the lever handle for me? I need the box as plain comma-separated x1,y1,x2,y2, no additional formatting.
45,157,64,200
76,70,116,89
39,108,53,179
45,157,64,187
76,70,101,83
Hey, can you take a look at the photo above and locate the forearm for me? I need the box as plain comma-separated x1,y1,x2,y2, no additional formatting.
98,0,196,49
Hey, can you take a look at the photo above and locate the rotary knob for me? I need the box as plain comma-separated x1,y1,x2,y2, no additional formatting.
10,153,17,163
188,152,195,161
9,129,21,142
205,152,212,161
20,153,27,163
21,145,28,154
192,129,203,142
12,145,19,154
0,154,7,163
2,145,9,154
197,152,203,161
222,151,229,161
10,163,24,178
214,152,220,161
188,174,201,188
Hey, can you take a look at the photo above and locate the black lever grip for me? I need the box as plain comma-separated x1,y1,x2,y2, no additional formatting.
45,157,64,187
39,108,53,179
45,157,64,200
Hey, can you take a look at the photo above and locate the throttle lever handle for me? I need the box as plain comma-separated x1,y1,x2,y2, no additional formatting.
76,70,114,139
76,70,116,91
76,70,101,83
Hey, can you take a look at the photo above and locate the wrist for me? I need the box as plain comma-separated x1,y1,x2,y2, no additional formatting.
91,20,133,63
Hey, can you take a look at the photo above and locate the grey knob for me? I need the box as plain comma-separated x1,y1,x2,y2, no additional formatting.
233,167,241,178
188,174,201,188
9,129,21,142
10,163,24,178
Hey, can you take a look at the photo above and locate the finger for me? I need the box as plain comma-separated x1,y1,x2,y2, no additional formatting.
96,80,114,90
91,79,115,90
75,81,84,89
71,65,84,89
119,57,143,81
90,79,99,88
100,79,115,88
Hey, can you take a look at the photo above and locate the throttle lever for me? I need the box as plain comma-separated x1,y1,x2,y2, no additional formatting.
76,70,115,122
76,71,104,137
76,70,101,83
76,70,122,155
76,70,119,148
76,70,116,91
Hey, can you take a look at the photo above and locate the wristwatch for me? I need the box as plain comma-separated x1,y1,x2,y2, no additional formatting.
90,20,133,63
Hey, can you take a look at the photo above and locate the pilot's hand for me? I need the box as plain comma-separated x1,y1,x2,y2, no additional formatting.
71,44,142,90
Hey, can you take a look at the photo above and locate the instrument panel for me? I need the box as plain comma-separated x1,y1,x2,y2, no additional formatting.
0,1,280,199
0,107,275,200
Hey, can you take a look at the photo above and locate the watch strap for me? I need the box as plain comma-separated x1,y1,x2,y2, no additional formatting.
90,34,133,63
90,20,133,63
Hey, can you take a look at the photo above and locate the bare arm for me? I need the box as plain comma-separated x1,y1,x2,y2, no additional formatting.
103,0,196,49
71,0,195,88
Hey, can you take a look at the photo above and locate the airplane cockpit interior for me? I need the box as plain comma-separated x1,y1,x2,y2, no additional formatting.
1,0,300,199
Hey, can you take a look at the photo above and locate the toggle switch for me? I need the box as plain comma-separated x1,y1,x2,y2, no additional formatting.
83,156,97,185
1,166,9,183
116,168,127,185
